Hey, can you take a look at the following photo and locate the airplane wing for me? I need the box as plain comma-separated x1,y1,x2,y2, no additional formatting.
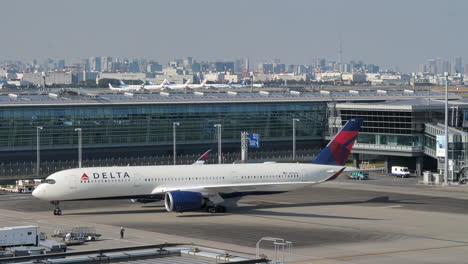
152,182,305,196
151,167,345,195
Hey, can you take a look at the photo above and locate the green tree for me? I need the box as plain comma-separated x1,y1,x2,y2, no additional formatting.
97,78,120,88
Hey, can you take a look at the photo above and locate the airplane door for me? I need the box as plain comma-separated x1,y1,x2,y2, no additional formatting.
231,170,241,183
68,174,78,190
131,173,145,194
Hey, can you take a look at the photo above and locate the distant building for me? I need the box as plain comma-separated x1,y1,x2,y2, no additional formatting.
46,72,73,85
342,73,366,84
57,59,65,70
273,73,308,81
315,72,341,82
147,62,162,73
455,57,463,74
102,57,112,72
98,72,146,81
204,72,225,82
215,62,234,73
90,57,102,72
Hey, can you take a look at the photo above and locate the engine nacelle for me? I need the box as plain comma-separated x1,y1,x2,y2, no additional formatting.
164,191,204,212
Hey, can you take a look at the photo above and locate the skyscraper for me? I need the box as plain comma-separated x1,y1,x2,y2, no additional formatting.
57,59,65,70
90,57,101,72
455,57,463,74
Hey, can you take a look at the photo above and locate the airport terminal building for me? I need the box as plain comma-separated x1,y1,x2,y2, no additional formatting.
0,88,466,180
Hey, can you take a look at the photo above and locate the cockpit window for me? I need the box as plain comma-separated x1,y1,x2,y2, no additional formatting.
44,179,56,184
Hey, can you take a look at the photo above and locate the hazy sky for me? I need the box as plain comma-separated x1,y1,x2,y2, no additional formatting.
2,0,467,71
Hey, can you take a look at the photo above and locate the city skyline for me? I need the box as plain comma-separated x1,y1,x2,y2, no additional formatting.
2,0,467,72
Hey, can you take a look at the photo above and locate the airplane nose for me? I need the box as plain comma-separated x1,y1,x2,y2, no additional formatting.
32,185,43,198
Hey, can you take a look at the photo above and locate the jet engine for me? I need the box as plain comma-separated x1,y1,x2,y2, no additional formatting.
164,190,204,212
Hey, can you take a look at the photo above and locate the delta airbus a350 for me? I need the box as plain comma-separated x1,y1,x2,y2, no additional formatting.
32,118,363,215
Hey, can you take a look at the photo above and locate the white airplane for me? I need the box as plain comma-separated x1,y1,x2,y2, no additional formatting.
108,80,142,91
231,80,247,88
33,118,363,215
204,80,234,89
164,80,191,90
142,80,168,90
187,79,207,89
130,149,212,204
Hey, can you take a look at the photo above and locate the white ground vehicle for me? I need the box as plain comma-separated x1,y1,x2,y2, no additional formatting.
0,226,38,248
391,166,410,178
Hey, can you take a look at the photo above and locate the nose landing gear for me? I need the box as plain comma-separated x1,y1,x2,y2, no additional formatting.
51,201,62,215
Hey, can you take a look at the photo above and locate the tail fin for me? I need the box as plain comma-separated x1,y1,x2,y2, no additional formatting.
193,149,212,165
119,80,128,87
108,83,114,89
185,80,191,86
312,118,363,166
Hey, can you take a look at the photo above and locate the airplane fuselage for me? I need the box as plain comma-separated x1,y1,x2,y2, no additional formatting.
33,163,342,201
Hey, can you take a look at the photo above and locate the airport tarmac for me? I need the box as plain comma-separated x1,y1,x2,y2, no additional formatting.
0,174,468,264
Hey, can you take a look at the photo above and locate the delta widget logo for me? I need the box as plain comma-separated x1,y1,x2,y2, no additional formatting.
81,173,89,181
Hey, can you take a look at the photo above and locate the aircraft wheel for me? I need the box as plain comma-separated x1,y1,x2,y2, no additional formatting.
57,209,62,215
215,205,226,213
207,206,216,214
53,209,57,215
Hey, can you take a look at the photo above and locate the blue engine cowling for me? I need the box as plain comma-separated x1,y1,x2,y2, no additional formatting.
164,191,204,212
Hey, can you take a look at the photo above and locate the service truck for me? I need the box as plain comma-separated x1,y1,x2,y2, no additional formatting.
0,226,38,248
391,166,410,178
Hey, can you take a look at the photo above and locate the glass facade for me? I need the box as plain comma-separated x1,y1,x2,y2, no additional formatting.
0,102,326,152
340,109,426,147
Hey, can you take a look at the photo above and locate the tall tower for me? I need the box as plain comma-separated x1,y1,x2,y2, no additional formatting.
338,36,343,64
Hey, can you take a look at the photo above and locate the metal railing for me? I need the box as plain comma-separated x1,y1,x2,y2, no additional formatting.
354,143,423,153
0,149,319,178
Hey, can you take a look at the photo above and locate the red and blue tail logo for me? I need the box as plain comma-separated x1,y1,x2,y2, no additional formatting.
312,118,363,166
197,149,212,162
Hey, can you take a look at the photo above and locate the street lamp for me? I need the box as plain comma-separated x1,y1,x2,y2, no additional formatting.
75,128,82,168
36,126,43,177
444,72,449,185
214,124,222,164
173,122,180,165
292,119,300,161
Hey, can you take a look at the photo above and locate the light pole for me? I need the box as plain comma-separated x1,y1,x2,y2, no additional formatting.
292,119,300,161
173,122,180,165
214,124,222,164
36,126,43,177
444,72,449,185
75,128,82,168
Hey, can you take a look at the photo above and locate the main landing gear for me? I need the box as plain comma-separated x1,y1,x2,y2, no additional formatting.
52,201,62,215
206,205,226,213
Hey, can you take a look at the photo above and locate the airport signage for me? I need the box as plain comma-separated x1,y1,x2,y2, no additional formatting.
436,134,446,157
81,172,130,181
248,133,260,148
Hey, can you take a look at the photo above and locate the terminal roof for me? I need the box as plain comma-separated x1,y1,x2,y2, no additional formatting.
0,88,458,107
